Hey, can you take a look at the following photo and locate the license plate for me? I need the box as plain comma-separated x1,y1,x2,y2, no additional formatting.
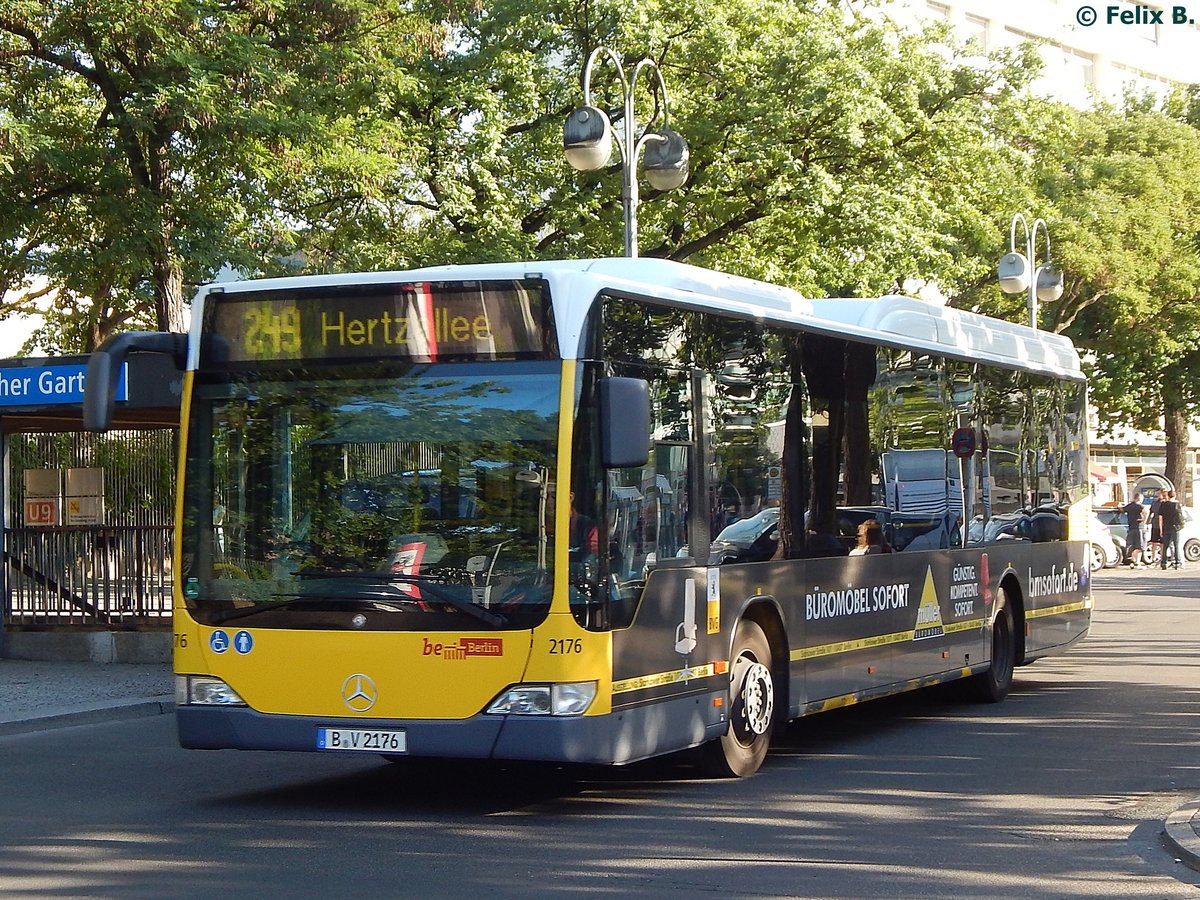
317,727,407,753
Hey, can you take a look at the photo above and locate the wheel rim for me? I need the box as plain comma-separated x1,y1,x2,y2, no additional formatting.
1090,545,1104,572
731,656,774,743
1187,542,1200,562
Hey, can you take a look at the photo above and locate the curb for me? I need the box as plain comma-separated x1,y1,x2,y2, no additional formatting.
1165,800,1200,872
0,696,175,737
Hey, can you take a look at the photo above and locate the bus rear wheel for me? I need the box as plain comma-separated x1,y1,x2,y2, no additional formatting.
702,619,775,777
970,591,1015,703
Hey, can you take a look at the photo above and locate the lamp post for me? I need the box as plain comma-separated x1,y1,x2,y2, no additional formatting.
998,213,1064,329
563,47,689,258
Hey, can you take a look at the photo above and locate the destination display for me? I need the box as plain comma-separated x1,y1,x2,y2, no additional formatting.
204,280,554,364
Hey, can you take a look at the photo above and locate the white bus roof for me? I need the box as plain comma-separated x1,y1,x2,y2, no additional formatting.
196,257,1082,379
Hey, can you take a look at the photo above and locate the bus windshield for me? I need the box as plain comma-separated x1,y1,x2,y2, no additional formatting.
180,360,560,630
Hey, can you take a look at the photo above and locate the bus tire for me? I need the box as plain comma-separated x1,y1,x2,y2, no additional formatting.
971,591,1015,703
702,619,775,777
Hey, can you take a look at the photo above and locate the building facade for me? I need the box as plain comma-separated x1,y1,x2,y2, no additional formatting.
883,0,1200,103
1089,424,1200,506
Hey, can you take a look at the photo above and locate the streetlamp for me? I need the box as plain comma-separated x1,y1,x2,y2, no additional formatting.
563,47,689,258
998,213,1064,329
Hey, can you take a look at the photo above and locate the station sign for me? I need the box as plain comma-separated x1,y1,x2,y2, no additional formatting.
22,467,105,527
23,498,60,526
0,363,127,407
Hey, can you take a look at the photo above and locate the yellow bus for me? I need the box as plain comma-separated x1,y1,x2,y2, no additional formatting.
84,258,1091,777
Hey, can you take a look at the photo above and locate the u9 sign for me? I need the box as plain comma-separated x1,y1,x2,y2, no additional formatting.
24,498,60,526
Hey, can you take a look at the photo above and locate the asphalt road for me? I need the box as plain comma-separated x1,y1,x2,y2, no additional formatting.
1,569,1198,899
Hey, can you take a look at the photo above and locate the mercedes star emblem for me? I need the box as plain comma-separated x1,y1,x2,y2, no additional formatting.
340,673,378,712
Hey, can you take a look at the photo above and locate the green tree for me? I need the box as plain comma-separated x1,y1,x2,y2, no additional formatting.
297,0,1038,300
0,0,450,348
3,0,1043,350
989,102,1200,499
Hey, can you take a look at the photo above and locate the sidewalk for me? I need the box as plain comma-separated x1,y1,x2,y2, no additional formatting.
0,658,173,735
1167,801,1200,872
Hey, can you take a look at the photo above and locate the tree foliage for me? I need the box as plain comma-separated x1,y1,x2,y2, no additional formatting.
0,0,453,347
1010,104,1200,449
979,99,1200,497
0,0,1049,352
299,0,1039,302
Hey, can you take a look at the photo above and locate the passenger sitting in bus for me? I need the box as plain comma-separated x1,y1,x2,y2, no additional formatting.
849,519,891,556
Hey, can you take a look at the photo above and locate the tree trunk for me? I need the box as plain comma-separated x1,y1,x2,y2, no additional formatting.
146,131,186,334
1164,405,1190,505
152,224,186,333
802,336,849,538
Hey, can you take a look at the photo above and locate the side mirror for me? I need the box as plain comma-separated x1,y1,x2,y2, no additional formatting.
598,376,650,469
84,331,187,431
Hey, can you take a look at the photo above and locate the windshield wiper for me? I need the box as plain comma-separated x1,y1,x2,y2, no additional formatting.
211,597,310,624
209,589,459,625
294,570,507,627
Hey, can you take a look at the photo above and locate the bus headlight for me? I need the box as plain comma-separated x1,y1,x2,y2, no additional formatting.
485,682,597,716
177,675,247,706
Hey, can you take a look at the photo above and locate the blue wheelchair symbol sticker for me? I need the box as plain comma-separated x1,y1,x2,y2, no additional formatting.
234,630,254,655
209,630,230,654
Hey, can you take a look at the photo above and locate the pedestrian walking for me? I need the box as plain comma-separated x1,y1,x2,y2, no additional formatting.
1122,492,1148,567
1158,489,1185,570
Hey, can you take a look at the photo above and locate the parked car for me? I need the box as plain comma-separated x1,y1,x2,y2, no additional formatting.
1094,504,1200,564
708,507,780,564
963,508,1112,572
1183,507,1200,562
1089,512,1122,571
1093,506,1134,563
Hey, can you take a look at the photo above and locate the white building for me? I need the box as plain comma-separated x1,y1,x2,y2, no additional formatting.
882,0,1200,103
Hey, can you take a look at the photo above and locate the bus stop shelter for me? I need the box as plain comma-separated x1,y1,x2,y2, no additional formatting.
0,353,181,660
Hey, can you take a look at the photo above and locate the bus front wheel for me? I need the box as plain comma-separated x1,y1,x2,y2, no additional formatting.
971,591,1015,703
702,619,775,777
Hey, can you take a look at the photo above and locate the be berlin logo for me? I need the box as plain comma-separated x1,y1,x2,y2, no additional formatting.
1076,4,1196,26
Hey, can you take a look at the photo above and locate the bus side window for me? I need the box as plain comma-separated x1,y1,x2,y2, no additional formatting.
699,333,795,558
605,368,693,578
603,442,692,629
648,443,691,565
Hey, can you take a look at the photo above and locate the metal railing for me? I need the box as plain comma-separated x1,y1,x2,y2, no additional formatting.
4,526,172,626
4,428,175,628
